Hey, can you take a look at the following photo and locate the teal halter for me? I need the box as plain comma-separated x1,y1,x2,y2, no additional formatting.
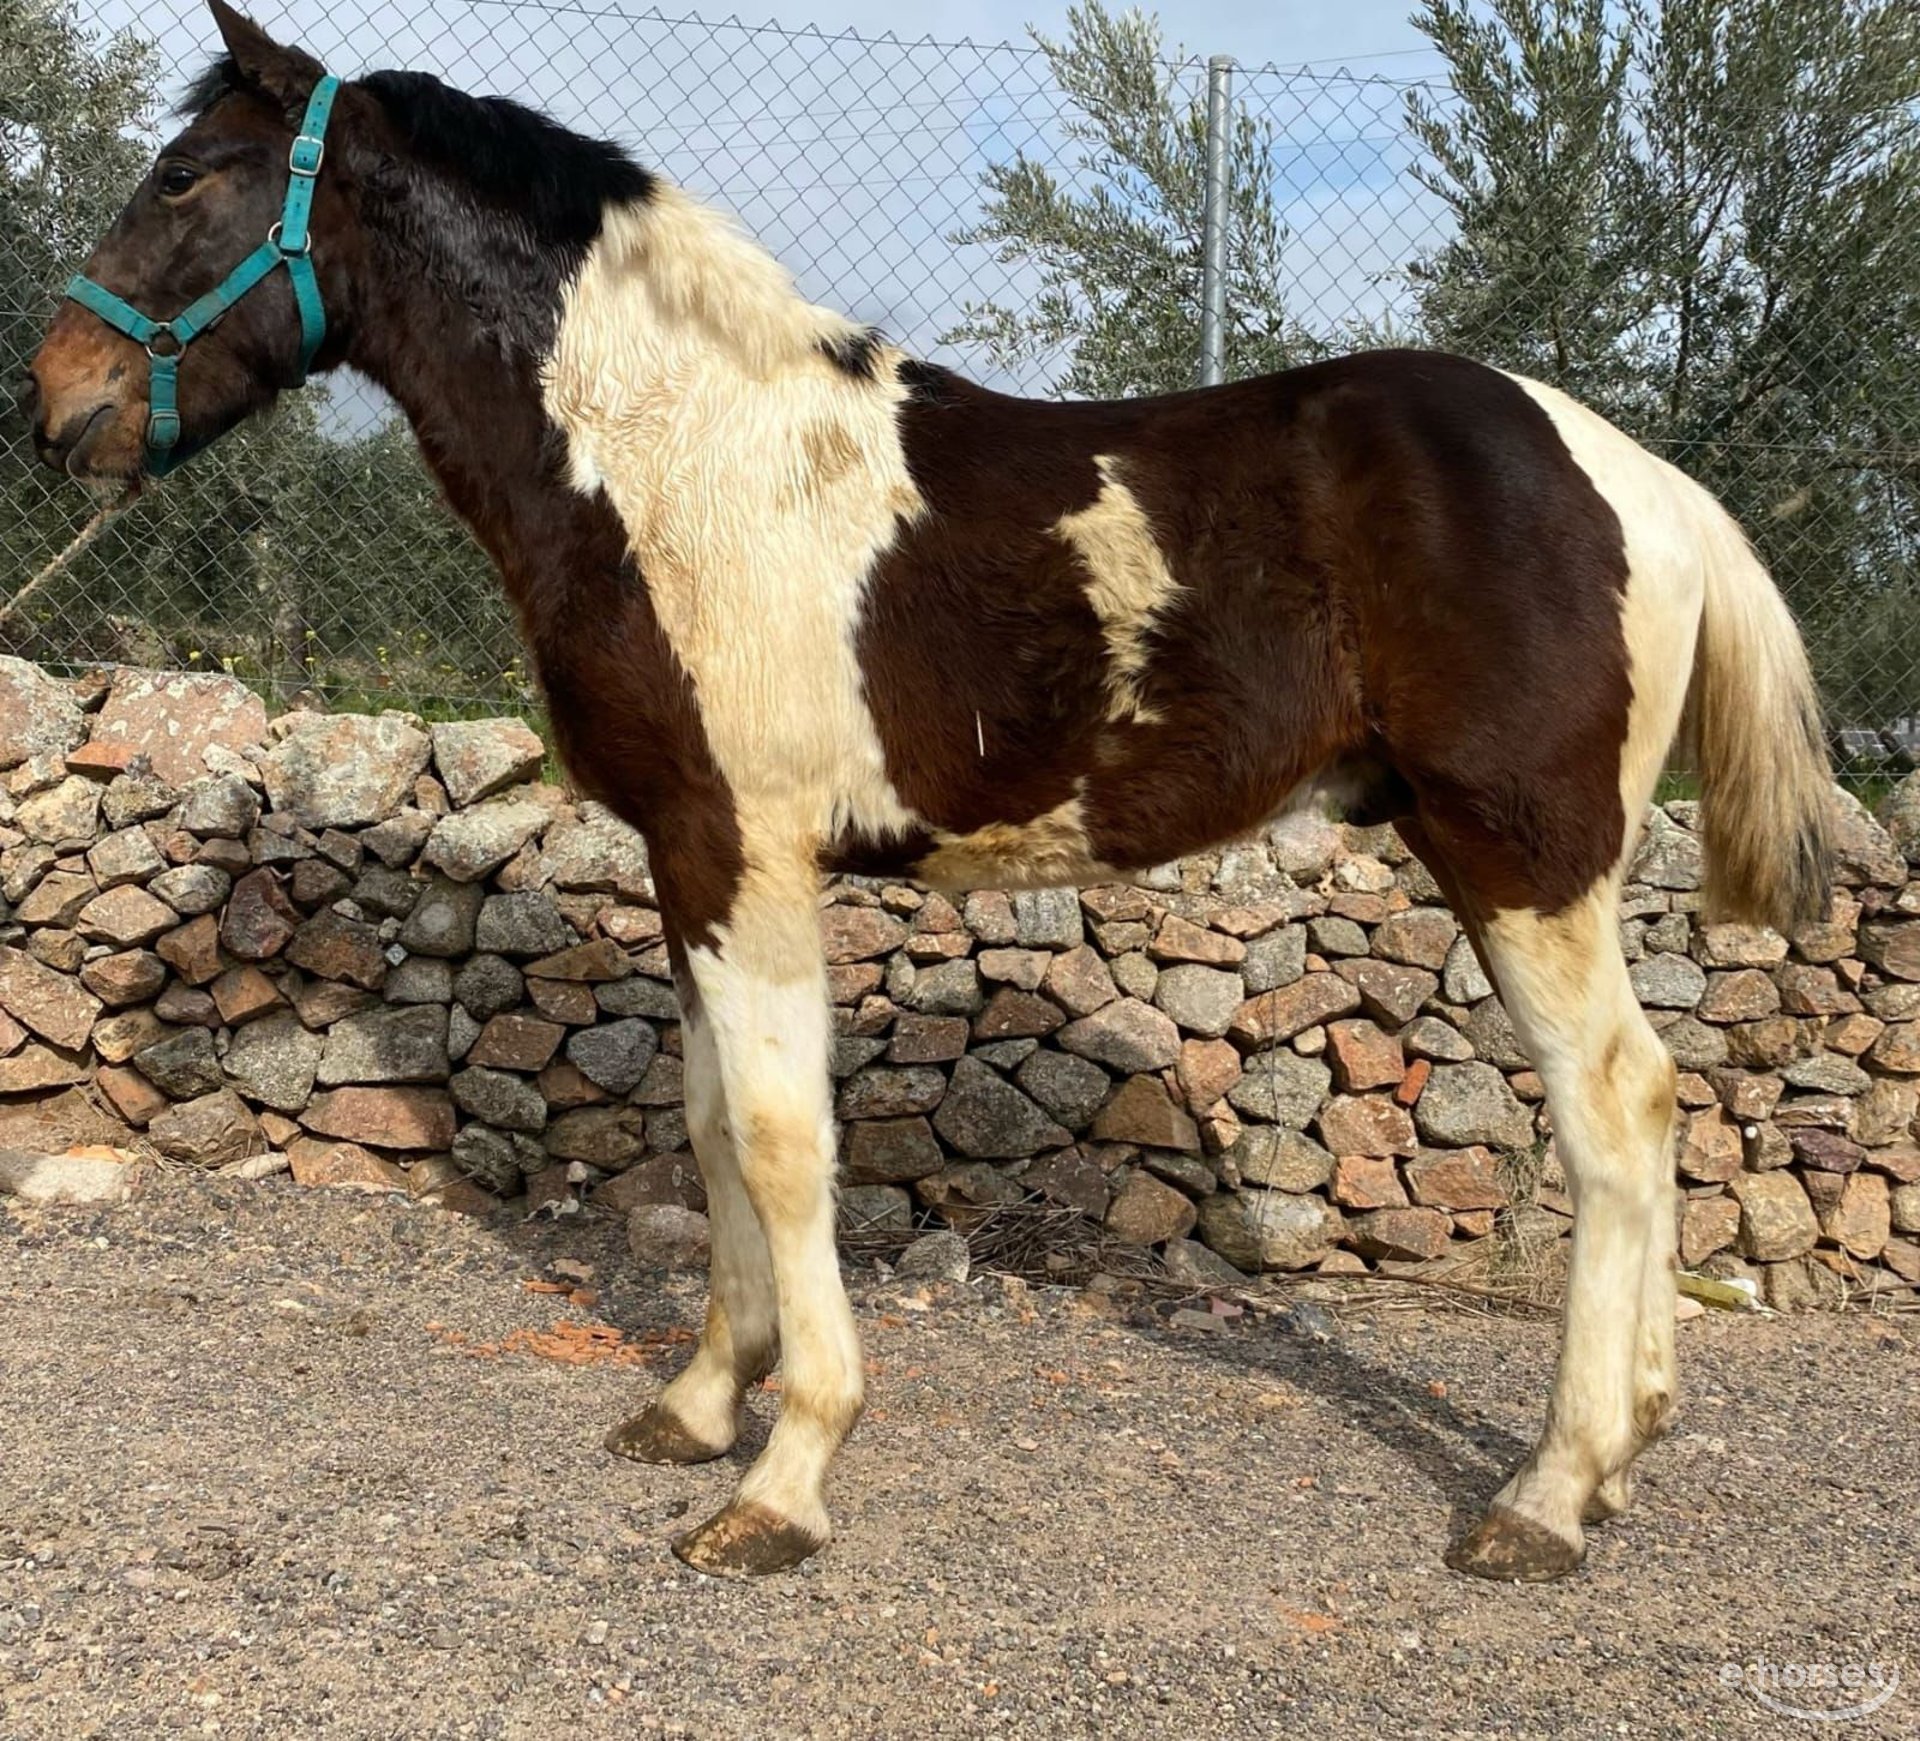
64,74,341,476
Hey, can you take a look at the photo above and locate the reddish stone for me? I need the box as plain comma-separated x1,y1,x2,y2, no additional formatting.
599,905,664,947
1332,957,1438,1028
1091,1076,1199,1151
0,1042,89,1093
1678,1106,1744,1183
1826,1172,1891,1260
528,976,599,1024
469,1012,566,1071
209,964,283,1026
1043,945,1117,1016
525,939,631,982
1325,1019,1404,1092
288,1138,410,1193
78,949,167,1009
1175,1038,1242,1112
819,906,909,964
1149,913,1245,967
1867,1145,1920,1184
1680,1195,1742,1265
75,884,176,948
63,740,138,779
0,945,101,1050
827,963,884,1004
1370,908,1457,970
1351,1206,1453,1261
537,1060,609,1108
1790,1128,1866,1173
973,987,1064,1041
155,914,226,986
85,668,267,788
1332,1153,1408,1209
1229,973,1361,1049
1316,1093,1417,1158
1404,1146,1508,1210
1394,1058,1432,1107
96,1062,169,1127
284,911,387,990
302,1086,457,1151
887,1014,970,1064
1103,1172,1197,1245
220,868,299,960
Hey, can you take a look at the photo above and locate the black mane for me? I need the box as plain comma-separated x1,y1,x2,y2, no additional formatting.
183,55,654,256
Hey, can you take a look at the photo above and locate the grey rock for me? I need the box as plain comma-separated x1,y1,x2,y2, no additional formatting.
0,656,86,771
1629,951,1707,1009
454,954,525,1021
1266,813,1341,879
133,1028,222,1099
1152,964,1245,1038
1240,926,1306,996
566,1018,658,1095
837,1065,949,1121
1461,998,1530,1070
539,804,653,899
1162,1236,1247,1288
317,1004,452,1086
450,1066,548,1133
839,1183,914,1234
384,956,453,1004
931,1056,1071,1159
1783,1053,1873,1096
894,1229,970,1284
1196,1188,1343,1272
1231,1126,1334,1192
1010,888,1083,950
16,776,100,845
1109,952,1159,1002
1015,1050,1111,1130
596,976,681,1020
1631,808,1704,891
262,714,431,829
1402,1016,1473,1062
419,799,549,883
100,772,179,832
447,1005,481,1062
221,1012,325,1112
1441,934,1493,1004
1413,1062,1534,1149
1057,998,1181,1073
475,891,571,958
832,1035,888,1078
176,773,259,839
1226,1052,1332,1129
1306,915,1369,957
86,826,164,890
348,865,420,919
972,1038,1040,1069
430,717,545,809
396,875,485,958
359,808,436,868
452,1123,541,1193
146,1088,260,1168
627,1204,711,1269
150,863,230,916
905,958,983,1016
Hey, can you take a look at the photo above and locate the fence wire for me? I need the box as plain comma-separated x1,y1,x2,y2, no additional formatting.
4,0,1918,772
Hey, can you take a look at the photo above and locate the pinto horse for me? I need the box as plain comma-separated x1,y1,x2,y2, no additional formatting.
27,2,1832,1581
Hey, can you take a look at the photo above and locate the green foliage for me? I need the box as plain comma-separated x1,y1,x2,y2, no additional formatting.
944,1,1323,397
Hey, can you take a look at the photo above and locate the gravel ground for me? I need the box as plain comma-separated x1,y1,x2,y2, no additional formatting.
1,1175,1915,1740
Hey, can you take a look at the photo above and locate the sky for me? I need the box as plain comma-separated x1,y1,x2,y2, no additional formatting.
76,0,1456,415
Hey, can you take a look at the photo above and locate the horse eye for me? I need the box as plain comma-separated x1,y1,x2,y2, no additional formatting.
158,162,200,198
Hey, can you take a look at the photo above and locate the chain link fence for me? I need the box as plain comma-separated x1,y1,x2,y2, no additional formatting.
5,0,1918,771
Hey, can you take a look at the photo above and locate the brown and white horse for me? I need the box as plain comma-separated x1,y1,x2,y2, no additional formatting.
27,2,1832,1581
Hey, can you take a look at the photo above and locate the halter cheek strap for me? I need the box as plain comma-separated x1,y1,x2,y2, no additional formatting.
63,73,340,477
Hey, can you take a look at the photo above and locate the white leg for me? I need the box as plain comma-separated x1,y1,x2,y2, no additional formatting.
606,976,778,1463
1448,883,1678,1580
670,845,862,1575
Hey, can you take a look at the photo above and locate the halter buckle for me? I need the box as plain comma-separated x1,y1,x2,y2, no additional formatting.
267,221,312,259
145,324,181,359
290,134,325,177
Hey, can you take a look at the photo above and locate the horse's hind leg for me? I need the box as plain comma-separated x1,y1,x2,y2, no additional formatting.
1443,882,1678,1580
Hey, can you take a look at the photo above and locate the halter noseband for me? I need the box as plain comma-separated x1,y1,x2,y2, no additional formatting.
63,74,341,477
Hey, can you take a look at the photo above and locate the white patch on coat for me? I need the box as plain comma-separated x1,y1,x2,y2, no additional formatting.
1054,456,1185,723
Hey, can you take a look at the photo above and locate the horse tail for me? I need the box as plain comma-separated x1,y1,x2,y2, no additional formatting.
1687,504,1832,933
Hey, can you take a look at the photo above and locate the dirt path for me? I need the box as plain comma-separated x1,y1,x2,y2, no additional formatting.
1,1176,1915,1739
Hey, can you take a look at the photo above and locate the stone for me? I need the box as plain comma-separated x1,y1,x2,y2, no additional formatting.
261,713,430,828
524,938,631,981
1893,1181,1920,1233
932,1056,1070,1159
839,1183,914,1234
1011,888,1082,949
1241,926,1306,996
1109,952,1158,1002
820,906,909,963
315,1004,451,1087
154,983,218,1028
1870,1023,1920,1075
1351,1206,1452,1261
1174,1037,1241,1112
1092,1076,1199,1150
207,966,280,1028
880,1012,965,1064
73,884,174,950
450,1066,547,1133
1317,1093,1417,1158
592,976,675,1020
1784,1053,1871,1096
1680,1195,1742,1265
303,1085,456,1150
447,1124,532,1192
836,1065,947,1121
1726,1017,1821,1071
1104,1172,1197,1245
536,804,652,898
0,1043,89,1092
1790,1128,1866,1174
1631,808,1703,890
628,1204,711,1269
1162,1236,1247,1287
917,1162,1023,1227
1325,1019,1405,1092
1020,1146,1112,1217
147,1089,260,1167
96,1062,170,1127
1402,1016,1472,1063
15,868,97,927
1697,969,1780,1024
1404,1145,1508,1210
82,670,264,789
1629,952,1707,1009
1412,1062,1533,1149
565,1018,657,1094
1678,1106,1744,1182
1368,907,1454,971
1226,1051,1332,1129
1657,1015,1730,1071
132,1027,222,1099
1853,1079,1916,1148
1042,945,1117,1016
380,956,450,1007
894,1229,970,1284
1828,787,1905,887
1825,1171,1891,1260
429,718,545,808
282,910,386,990
176,773,260,840
1730,1170,1820,1261
976,948,1047,991
1307,914,1368,958
1332,1153,1407,1209
1230,1126,1334,1192
473,891,570,959
217,1011,325,1112
420,799,549,883
0,946,100,1051
903,958,983,1017
972,987,1064,1040
215,868,296,960
149,862,229,916
1150,914,1244,967
393,876,485,960
355,809,432,869
1151,964,1245,1038
443,955,521,1024
347,865,419,920
467,1011,565,1071
841,1115,943,1184
1266,812,1341,878
1196,1188,1343,1272
288,1140,410,1194
1228,973,1361,1049
84,825,164,891
89,1007,170,1066
0,657,88,771
1056,998,1181,1074
17,776,101,845
79,949,166,1009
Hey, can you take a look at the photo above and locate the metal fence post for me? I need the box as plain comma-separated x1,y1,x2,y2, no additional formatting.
1198,53,1235,388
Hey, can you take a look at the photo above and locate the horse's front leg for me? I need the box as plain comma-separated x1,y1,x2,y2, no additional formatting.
659,835,861,1575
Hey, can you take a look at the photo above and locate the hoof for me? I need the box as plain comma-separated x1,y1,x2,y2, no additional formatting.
604,1405,729,1466
671,1502,825,1577
1446,1505,1585,1583
1582,1468,1634,1526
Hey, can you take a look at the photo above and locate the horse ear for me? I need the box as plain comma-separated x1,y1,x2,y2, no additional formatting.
206,1,325,112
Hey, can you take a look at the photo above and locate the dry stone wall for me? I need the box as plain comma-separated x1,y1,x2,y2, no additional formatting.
4,655,1920,1308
